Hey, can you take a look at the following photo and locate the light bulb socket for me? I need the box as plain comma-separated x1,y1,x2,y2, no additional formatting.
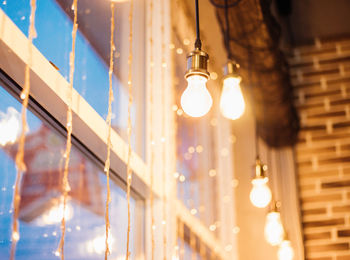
255,158,267,178
270,201,281,212
185,48,210,79
223,60,240,80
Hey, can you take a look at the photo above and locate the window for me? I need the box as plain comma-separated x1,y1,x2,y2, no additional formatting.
0,83,144,259
0,0,235,259
1,0,146,159
177,219,220,260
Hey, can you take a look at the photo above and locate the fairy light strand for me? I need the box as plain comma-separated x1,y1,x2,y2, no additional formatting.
10,1,37,259
58,0,78,259
104,2,115,259
125,0,134,258
148,0,155,258
160,0,167,259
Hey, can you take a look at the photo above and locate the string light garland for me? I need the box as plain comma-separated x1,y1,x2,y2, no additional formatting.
160,0,168,258
148,0,155,258
58,0,78,259
125,0,134,258
10,1,37,259
104,2,116,259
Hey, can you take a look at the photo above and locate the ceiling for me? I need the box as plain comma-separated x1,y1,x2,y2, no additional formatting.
276,0,350,45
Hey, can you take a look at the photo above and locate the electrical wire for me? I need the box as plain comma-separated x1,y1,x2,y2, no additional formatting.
104,2,115,259
224,0,232,59
10,1,37,259
58,1,78,259
125,0,134,258
194,0,202,49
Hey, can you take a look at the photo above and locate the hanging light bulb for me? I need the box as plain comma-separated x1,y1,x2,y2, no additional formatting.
220,61,245,120
249,158,272,208
181,73,212,117
264,204,284,246
278,239,294,260
180,0,212,118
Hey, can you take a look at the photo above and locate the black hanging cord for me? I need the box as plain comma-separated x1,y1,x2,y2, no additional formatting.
194,0,202,49
224,0,232,59
255,119,260,159
247,49,259,158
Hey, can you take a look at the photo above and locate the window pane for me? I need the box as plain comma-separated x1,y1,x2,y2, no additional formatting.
0,85,143,259
0,0,146,159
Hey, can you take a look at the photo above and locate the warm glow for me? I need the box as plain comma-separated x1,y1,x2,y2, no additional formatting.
87,233,115,255
181,75,212,117
220,76,245,120
12,231,20,241
249,177,272,208
172,245,180,260
264,211,284,246
37,203,73,225
278,240,294,260
0,107,21,146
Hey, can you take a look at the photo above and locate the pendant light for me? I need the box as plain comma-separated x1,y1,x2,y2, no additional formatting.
220,61,245,120
278,235,294,260
249,157,272,208
219,0,245,120
180,0,212,118
264,202,284,246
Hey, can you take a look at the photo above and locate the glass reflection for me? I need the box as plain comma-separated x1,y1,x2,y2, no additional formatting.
0,86,140,259
0,0,146,159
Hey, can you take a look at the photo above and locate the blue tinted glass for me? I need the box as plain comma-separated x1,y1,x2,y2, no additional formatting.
0,0,145,159
1,0,111,116
0,85,142,259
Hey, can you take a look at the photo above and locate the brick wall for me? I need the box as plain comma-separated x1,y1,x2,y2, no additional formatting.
290,37,350,260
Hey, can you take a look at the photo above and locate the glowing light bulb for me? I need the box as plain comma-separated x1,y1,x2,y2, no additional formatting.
264,211,284,246
249,177,272,208
181,75,212,117
278,240,294,260
220,76,245,120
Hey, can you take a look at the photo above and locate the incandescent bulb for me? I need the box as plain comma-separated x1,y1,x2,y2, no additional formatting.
220,76,245,120
181,75,212,117
264,211,284,246
278,240,294,260
249,177,272,208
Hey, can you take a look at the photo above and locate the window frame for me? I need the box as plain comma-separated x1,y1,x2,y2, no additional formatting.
0,1,234,258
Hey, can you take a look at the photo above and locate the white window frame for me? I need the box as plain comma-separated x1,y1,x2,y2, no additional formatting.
0,1,235,258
